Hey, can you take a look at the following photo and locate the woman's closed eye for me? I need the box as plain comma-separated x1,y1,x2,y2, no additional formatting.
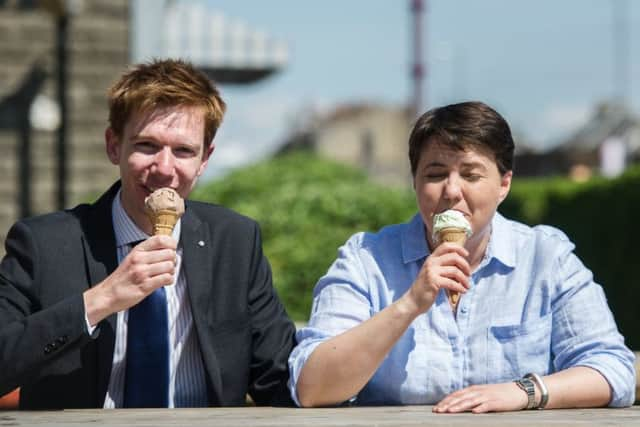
425,173,447,181
462,173,483,182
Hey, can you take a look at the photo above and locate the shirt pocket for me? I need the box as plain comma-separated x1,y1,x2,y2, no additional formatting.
486,313,552,383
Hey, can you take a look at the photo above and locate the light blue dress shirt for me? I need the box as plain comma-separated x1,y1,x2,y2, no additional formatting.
289,212,636,407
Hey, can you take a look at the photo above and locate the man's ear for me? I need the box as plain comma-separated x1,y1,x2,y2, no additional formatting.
497,170,513,204
105,127,121,165
197,143,215,177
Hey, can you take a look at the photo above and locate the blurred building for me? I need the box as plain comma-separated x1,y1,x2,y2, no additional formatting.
0,0,288,255
278,104,413,187
132,0,288,83
0,0,128,250
279,103,561,184
548,102,640,179
512,103,640,179
513,144,564,178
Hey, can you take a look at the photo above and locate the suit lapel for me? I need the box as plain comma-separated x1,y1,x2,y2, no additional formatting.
180,205,223,402
79,182,120,405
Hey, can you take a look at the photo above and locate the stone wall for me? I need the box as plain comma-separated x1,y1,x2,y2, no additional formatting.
0,1,128,255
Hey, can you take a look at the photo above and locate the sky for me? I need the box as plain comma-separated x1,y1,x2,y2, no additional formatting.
134,0,640,180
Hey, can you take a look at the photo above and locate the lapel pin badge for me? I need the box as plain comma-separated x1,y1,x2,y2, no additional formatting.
197,240,205,247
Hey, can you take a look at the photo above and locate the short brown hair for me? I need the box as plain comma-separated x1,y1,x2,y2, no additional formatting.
107,58,226,150
408,101,514,176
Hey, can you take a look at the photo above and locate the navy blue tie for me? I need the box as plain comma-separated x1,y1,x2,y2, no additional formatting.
123,285,169,407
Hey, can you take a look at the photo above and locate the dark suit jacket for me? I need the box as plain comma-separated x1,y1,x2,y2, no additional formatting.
0,182,296,409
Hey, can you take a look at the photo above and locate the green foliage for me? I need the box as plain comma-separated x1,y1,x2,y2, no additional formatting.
192,153,416,320
502,167,640,349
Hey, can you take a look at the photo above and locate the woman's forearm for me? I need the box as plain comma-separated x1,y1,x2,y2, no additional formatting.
296,294,420,407
540,366,612,409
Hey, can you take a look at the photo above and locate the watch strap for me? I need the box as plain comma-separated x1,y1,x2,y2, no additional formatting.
515,377,536,409
525,373,549,409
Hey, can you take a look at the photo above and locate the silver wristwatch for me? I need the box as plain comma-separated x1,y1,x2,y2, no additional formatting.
515,377,536,409
525,372,549,409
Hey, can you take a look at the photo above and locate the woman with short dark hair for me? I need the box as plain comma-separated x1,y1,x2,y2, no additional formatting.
288,101,635,412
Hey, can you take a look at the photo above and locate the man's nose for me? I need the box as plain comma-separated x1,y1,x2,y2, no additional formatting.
154,147,175,176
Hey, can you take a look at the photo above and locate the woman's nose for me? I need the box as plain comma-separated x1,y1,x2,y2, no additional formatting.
443,175,462,201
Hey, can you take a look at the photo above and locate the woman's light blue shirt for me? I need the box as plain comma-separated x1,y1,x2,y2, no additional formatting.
289,212,636,406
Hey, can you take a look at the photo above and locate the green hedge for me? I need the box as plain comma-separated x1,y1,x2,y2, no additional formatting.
194,153,639,349
192,152,416,320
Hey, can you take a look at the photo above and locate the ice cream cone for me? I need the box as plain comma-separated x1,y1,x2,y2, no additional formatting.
149,209,180,236
432,210,473,309
437,227,468,307
437,227,468,246
144,188,185,237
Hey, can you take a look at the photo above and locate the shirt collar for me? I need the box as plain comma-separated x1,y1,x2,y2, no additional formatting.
111,189,181,247
401,213,430,264
401,211,516,269
486,211,516,269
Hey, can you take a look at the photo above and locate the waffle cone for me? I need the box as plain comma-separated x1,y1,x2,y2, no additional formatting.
437,227,468,307
438,227,468,246
148,210,179,236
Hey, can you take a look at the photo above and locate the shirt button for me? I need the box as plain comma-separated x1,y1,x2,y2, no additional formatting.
460,305,468,314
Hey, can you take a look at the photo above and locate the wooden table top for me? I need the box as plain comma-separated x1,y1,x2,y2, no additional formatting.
1,405,639,427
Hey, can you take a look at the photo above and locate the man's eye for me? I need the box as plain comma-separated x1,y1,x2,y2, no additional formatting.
135,142,156,152
174,147,196,157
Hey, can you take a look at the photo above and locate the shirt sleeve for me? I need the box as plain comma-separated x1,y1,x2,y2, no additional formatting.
288,233,373,406
83,312,100,338
548,232,636,407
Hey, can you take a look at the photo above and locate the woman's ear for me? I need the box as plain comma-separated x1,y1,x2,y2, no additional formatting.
497,170,513,204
